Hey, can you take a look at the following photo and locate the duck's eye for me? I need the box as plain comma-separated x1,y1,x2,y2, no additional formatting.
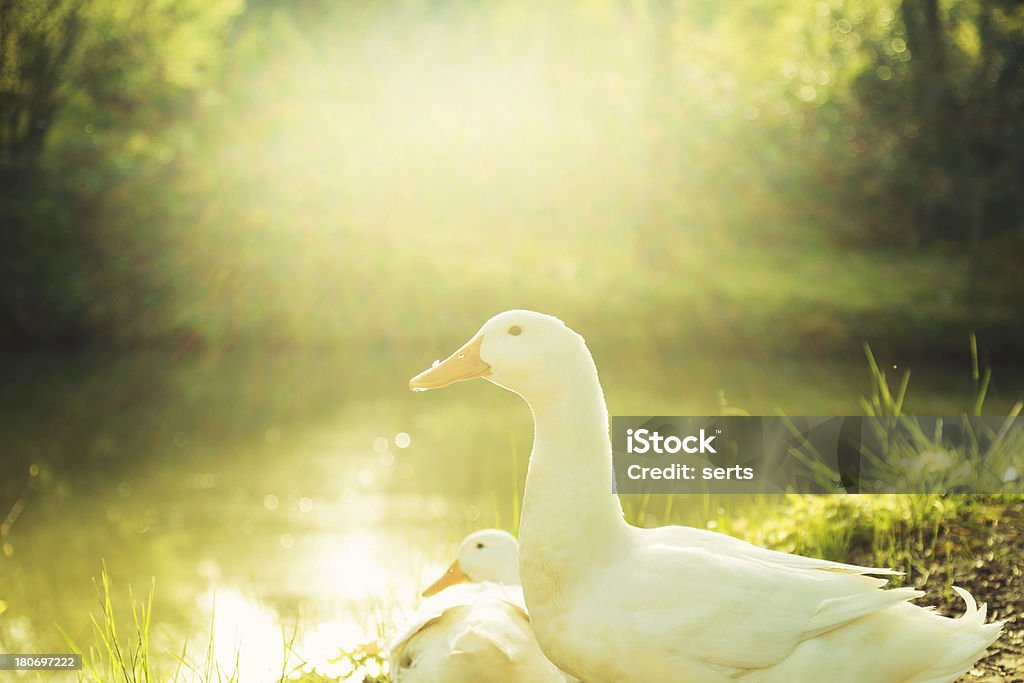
400,653,414,668
508,325,523,336
476,542,485,549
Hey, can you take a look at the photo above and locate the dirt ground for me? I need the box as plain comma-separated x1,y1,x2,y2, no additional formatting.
872,501,1024,683
950,503,1023,682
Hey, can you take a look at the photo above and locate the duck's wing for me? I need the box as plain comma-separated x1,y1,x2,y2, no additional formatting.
388,584,493,669
388,603,472,682
617,539,922,672
388,602,460,675
646,524,900,575
459,590,580,683
389,597,455,660
390,584,571,683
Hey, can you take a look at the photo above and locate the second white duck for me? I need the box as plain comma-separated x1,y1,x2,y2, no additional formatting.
388,529,576,683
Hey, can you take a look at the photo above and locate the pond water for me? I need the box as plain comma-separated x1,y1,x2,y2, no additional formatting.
1,347,1020,680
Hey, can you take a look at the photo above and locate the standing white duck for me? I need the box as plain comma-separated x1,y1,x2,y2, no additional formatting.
409,310,1003,683
388,529,576,683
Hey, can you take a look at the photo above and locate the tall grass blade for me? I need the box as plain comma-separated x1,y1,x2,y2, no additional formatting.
970,332,980,382
973,366,991,416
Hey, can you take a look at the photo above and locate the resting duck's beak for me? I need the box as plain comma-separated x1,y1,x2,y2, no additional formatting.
409,335,491,390
422,560,470,597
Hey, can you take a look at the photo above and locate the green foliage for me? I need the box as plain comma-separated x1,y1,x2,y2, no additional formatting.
0,0,240,345
803,0,1024,249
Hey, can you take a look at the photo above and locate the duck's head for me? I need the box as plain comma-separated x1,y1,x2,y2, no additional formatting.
422,528,520,597
409,310,587,399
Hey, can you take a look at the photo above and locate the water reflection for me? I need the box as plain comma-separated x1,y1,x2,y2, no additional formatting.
195,586,392,681
194,529,452,681
203,588,284,680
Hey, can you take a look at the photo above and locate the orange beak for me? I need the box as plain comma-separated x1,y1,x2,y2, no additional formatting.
409,335,491,391
422,560,470,597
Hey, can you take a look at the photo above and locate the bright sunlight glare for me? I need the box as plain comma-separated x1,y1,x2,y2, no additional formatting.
161,5,725,345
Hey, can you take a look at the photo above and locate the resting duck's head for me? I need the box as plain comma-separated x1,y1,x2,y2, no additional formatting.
409,309,587,399
422,528,520,596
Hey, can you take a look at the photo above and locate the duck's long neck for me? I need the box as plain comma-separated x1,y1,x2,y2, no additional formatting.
518,358,627,565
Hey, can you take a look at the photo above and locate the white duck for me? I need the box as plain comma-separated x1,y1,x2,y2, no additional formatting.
388,529,576,683
409,310,1003,683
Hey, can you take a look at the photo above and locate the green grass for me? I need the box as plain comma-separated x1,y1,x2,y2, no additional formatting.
58,567,388,683
621,339,1023,596
60,567,237,683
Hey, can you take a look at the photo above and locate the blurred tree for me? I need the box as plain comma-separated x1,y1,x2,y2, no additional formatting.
0,1,90,344
0,1,83,181
806,0,1024,253
703,0,1024,310
0,0,240,346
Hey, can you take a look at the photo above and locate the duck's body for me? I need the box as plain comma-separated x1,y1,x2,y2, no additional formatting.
388,529,576,683
410,310,1003,683
522,531,995,683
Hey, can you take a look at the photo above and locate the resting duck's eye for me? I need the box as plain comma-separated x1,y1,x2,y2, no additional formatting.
508,325,523,336
400,653,414,668
476,542,485,549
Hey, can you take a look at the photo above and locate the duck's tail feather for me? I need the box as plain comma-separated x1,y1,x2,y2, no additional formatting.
806,586,923,640
908,586,1004,683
